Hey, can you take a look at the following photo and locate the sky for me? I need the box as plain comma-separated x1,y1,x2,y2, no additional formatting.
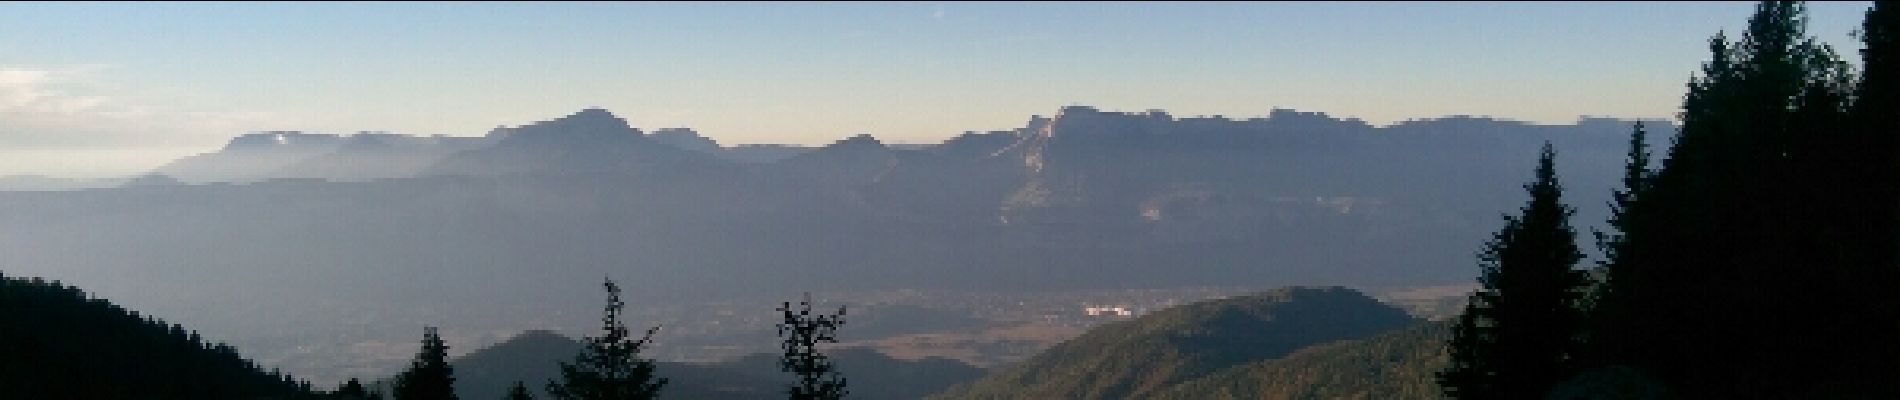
0,1,1878,177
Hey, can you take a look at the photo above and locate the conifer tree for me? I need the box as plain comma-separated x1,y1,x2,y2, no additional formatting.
336,378,370,399
778,293,848,400
393,327,458,400
1590,1,1893,397
1847,1,1900,394
1597,121,1650,261
1587,121,1651,316
1439,144,1587,400
546,278,665,400
505,381,535,400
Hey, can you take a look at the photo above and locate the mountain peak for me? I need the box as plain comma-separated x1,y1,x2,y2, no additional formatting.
548,107,630,129
832,133,885,148
492,108,643,147
567,107,618,120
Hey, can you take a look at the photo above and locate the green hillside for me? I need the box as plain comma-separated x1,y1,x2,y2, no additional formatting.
445,329,983,400
930,286,1418,400
1152,321,1450,400
0,273,321,399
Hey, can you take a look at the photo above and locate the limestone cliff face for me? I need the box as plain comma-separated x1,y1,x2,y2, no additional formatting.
997,106,1385,226
989,105,1646,233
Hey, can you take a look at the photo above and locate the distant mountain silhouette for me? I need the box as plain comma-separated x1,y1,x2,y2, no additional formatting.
272,133,487,181
154,131,486,183
647,127,721,153
0,174,125,190
423,108,723,177
772,133,899,186
719,144,811,163
155,131,349,183
120,172,185,187
441,329,982,400
0,106,1669,381
0,273,318,399
930,287,1418,400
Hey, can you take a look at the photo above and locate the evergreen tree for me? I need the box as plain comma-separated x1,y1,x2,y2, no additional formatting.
778,293,848,400
336,378,370,399
1596,121,1650,263
1591,1,1894,397
505,381,535,400
546,278,665,400
1847,0,1900,393
393,327,458,400
1439,144,1588,400
0,274,318,399
1586,121,1651,316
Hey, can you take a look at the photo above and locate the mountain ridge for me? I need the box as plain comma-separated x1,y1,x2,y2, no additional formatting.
930,286,1419,400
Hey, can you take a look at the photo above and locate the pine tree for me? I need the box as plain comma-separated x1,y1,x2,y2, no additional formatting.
1587,121,1651,314
1845,1,1900,394
1597,121,1650,262
1591,1,1892,397
546,278,665,400
1439,144,1587,400
393,327,458,400
336,378,370,399
505,381,535,400
777,293,848,400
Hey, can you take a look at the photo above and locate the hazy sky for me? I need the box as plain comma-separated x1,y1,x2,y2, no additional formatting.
0,1,1877,177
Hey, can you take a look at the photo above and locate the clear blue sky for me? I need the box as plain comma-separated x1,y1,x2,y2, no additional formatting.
0,1,1877,176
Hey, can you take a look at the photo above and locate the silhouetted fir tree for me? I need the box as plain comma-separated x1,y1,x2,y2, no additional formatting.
778,293,848,400
1591,1,1894,397
393,327,458,400
337,378,371,399
546,278,665,400
1595,121,1650,263
1847,0,1900,393
506,381,535,400
1439,144,1588,400
1585,121,1651,317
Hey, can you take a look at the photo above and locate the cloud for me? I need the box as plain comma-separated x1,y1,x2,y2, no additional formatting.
0,68,104,114
0,66,290,177
0,65,281,148
932,4,945,20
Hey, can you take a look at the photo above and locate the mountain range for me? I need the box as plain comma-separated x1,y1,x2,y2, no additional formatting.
0,106,1665,383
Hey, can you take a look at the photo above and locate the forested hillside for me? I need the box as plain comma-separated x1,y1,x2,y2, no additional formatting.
0,273,321,399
